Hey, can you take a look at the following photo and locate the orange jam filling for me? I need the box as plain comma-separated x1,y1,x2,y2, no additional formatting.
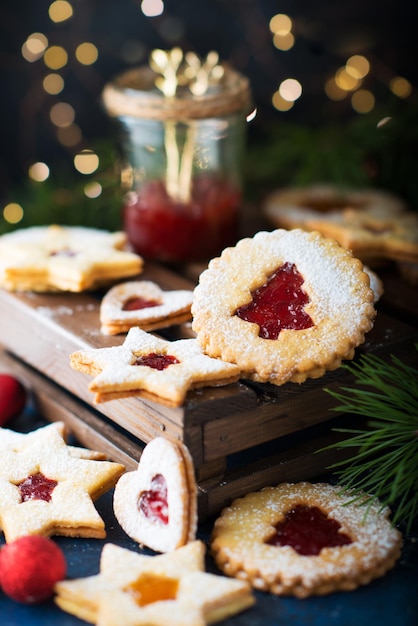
235,262,314,339
125,573,179,606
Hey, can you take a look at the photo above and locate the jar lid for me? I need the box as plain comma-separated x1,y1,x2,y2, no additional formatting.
102,65,252,121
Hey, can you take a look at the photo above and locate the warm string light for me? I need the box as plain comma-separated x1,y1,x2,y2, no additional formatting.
141,0,164,18
2,4,415,228
4,1,104,225
268,12,414,115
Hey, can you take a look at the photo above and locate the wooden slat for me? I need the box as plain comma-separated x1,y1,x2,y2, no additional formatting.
0,348,142,470
1,262,417,520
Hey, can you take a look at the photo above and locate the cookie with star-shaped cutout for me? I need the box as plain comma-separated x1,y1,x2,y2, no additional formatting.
70,327,241,406
0,421,108,460
113,436,198,553
192,229,376,385
100,280,194,335
0,422,125,542
54,540,255,625
0,225,143,292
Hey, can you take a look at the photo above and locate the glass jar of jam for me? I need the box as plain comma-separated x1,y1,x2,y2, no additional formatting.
102,49,252,263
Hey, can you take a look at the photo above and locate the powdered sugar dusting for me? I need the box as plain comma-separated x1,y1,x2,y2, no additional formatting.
70,327,240,405
211,481,402,597
192,229,376,384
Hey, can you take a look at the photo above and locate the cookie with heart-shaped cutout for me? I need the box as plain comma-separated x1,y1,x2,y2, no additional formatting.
100,280,194,335
113,437,197,553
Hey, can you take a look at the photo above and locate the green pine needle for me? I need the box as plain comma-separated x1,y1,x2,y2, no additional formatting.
321,347,418,533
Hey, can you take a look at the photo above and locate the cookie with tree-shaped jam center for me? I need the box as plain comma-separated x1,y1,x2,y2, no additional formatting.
191,229,376,385
210,482,402,598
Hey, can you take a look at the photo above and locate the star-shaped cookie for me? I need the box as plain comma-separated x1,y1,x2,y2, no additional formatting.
0,422,125,542
100,280,194,335
55,540,255,626
0,422,107,460
70,327,241,406
0,225,143,292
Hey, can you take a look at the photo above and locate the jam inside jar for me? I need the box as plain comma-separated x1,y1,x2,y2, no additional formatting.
102,56,251,263
122,173,241,263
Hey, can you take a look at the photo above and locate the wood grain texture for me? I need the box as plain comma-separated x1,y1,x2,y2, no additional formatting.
1,263,417,519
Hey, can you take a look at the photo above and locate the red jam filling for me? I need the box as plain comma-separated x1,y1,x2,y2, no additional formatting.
134,352,179,370
122,296,160,311
138,474,169,525
123,175,240,263
49,248,77,257
235,262,314,339
17,472,58,503
266,504,352,556
125,573,178,606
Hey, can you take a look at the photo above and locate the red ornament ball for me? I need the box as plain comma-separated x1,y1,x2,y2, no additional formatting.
0,535,67,603
0,373,27,426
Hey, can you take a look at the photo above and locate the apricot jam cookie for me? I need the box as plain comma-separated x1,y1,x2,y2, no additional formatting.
0,225,143,292
211,482,402,598
113,437,197,553
263,184,417,265
70,327,240,406
0,422,125,542
55,540,255,626
192,229,376,385
100,280,193,335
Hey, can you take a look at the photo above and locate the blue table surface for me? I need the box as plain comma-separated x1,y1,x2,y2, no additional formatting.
1,413,417,626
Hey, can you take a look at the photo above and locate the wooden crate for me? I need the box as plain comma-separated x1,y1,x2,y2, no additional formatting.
0,262,417,519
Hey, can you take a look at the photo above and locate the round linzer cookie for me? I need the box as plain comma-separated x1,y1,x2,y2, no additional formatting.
100,280,194,335
263,184,417,265
113,437,198,553
191,229,376,385
211,482,402,598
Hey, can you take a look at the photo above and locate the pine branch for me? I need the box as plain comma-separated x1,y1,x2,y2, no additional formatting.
320,347,418,533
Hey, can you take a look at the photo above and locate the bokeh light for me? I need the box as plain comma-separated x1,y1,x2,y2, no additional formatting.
21,33,48,62
390,76,412,98
324,77,347,101
3,203,24,224
273,33,295,51
28,162,50,182
272,92,294,111
141,0,164,17
74,150,100,174
278,78,302,102
269,14,292,35
335,67,361,91
50,102,75,127
75,42,99,66
48,1,73,23
57,124,83,147
346,55,370,79
351,89,375,113
44,45,68,70
84,181,102,198
43,73,65,95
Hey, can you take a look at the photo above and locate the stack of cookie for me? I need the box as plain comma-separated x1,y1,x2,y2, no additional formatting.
263,183,418,283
